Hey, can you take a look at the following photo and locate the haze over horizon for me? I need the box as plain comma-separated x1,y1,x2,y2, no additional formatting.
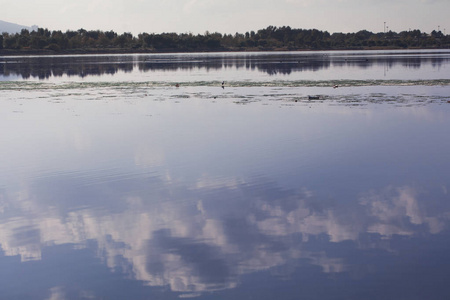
1,0,449,35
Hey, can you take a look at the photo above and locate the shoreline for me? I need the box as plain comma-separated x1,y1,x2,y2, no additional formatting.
1,46,448,56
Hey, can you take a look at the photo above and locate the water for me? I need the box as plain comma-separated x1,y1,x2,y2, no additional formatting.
1,50,450,300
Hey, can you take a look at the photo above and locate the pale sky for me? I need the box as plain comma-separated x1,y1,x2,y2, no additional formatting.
1,0,449,35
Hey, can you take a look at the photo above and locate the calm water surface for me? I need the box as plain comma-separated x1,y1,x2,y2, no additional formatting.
1,50,450,299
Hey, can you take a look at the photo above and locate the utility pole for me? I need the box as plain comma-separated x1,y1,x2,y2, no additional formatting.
384,22,386,33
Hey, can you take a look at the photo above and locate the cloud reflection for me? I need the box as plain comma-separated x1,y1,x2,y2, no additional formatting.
360,186,447,235
0,173,449,295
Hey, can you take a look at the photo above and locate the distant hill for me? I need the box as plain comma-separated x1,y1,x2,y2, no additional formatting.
0,20,38,34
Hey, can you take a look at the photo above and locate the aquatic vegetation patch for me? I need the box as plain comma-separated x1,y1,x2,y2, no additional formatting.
172,94,191,99
2,79,450,91
2,80,449,107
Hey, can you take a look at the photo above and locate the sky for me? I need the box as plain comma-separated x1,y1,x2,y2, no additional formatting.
1,0,449,35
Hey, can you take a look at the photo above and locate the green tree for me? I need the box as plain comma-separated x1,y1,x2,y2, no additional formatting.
3,34,18,49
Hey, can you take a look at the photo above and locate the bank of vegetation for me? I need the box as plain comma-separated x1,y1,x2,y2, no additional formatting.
1,26,449,54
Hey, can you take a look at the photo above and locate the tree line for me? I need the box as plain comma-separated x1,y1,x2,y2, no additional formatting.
1,26,449,53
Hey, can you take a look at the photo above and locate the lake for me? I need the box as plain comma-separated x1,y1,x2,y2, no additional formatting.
1,50,450,300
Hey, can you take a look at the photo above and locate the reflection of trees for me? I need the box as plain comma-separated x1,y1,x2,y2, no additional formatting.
1,57,135,79
1,54,448,79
